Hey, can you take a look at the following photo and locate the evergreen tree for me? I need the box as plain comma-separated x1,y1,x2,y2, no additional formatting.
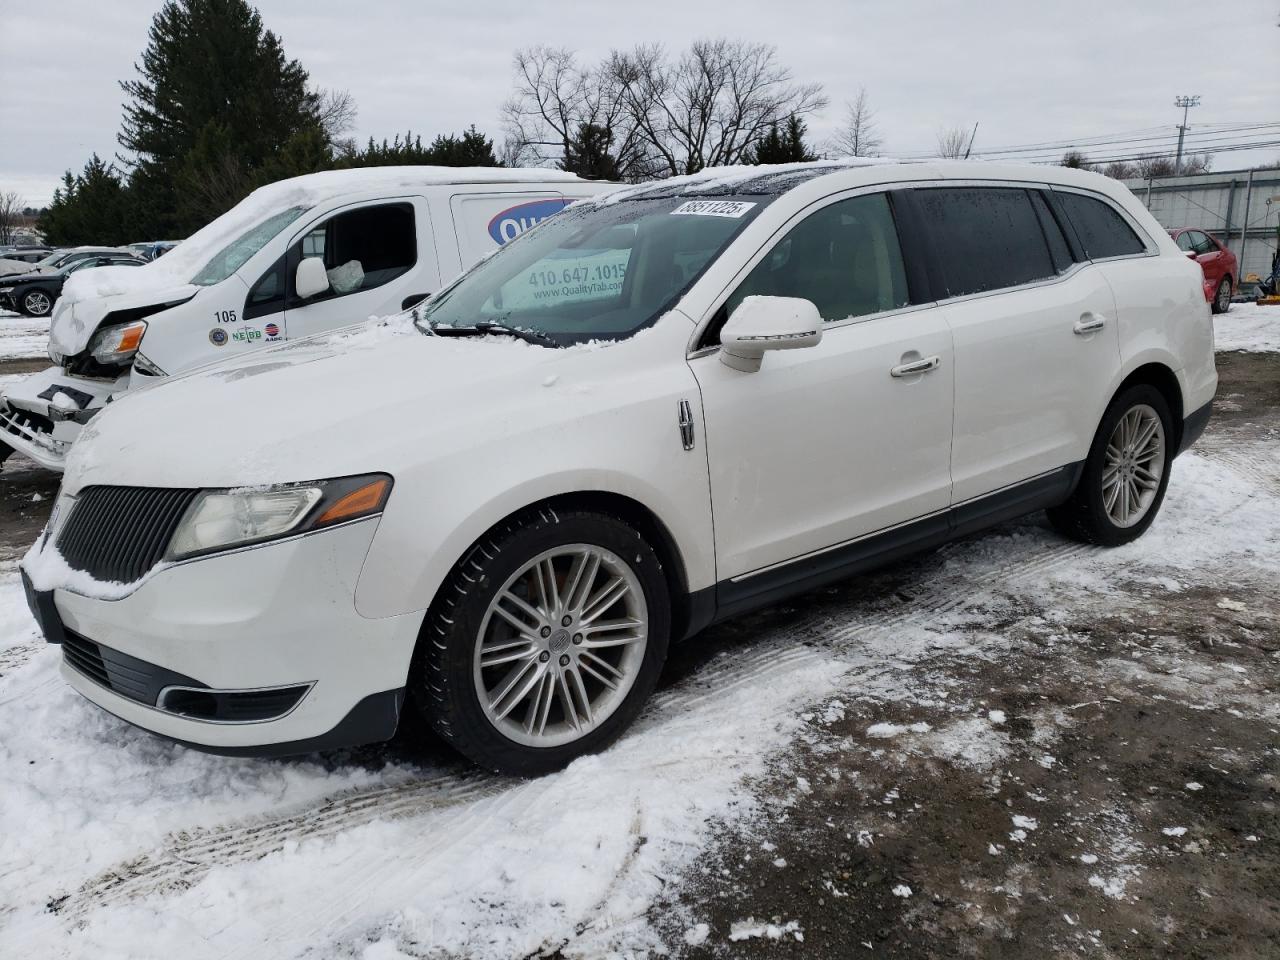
119,0,325,234
561,123,622,181
747,114,818,165
339,127,500,168
38,156,132,245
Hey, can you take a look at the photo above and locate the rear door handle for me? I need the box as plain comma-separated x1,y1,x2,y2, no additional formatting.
1074,315,1106,335
890,356,941,378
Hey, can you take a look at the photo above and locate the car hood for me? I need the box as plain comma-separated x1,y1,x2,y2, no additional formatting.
0,260,52,278
49,280,199,360
0,269,57,286
64,318,592,491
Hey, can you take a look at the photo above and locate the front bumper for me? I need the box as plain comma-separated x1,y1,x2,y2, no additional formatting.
22,517,423,755
0,366,120,471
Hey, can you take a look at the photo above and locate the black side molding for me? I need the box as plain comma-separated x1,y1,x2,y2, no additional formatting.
1178,400,1212,456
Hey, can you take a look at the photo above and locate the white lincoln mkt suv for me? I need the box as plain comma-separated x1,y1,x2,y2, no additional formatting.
22,161,1216,775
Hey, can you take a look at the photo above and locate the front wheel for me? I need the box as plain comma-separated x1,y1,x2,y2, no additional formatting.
1211,278,1231,314
20,288,54,317
412,507,671,776
1047,384,1174,546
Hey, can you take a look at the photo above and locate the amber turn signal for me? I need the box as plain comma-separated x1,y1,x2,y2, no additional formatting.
313,477,391,527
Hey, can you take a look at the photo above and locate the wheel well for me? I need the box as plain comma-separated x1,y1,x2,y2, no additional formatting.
536,491,696,640
1116,363,1184,447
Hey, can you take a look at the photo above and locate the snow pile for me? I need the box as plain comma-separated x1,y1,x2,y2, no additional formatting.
1213,302,1280,352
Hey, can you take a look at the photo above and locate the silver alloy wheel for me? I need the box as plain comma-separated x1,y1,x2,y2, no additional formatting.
1215,280,1231,312
473,543,649,748
1103,403,1166,528
23,291,51,316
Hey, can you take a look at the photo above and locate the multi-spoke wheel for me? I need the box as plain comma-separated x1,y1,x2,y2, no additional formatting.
21,289,54,317
1211,278,1231,315
1048,384,1174,546
413,508,670,775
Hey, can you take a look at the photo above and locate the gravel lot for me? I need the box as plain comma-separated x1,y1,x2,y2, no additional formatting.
0,305,1276,958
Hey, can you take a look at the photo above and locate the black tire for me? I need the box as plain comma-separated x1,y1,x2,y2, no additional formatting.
20,288,55,317
411,506,671,776
1047,384,1174,546
1211,277,1231,315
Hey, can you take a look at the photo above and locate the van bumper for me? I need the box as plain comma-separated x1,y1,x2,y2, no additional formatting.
0,366,118,471
22,517,424,755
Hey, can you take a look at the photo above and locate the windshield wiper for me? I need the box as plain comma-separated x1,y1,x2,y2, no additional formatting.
431,321,558,348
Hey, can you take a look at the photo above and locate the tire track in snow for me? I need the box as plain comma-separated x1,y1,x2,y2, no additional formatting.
57,530,1094,925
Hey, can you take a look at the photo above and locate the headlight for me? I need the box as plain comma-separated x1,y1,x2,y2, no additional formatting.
165,474,391,561
87,320,148,365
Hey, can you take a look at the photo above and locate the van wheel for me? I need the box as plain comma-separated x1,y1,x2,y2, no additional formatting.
1211,278,1231,314
412,507,670,776
1048,384,1174,546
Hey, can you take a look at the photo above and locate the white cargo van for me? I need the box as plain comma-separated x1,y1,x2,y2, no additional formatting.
0,166,610,472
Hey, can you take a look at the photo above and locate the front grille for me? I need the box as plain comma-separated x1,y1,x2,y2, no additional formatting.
62,630,202,706
56,486,199,584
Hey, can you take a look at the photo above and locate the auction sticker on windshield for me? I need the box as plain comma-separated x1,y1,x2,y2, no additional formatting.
670,200,757,218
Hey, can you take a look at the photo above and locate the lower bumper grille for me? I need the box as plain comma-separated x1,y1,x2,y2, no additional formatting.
63,631,310,723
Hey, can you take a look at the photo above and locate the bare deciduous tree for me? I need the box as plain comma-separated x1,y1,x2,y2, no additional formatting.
935,125,971,159
0,191,26,245
503,46,652,181
316,88,358,155
831,87,881,157
505,40,827,181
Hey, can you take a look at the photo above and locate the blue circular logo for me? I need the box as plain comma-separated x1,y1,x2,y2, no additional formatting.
209,328,228,346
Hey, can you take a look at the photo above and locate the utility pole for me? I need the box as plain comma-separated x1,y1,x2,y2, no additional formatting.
1173,95,1200,174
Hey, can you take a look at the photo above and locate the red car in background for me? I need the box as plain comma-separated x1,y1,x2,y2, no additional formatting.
1169,228,1236,314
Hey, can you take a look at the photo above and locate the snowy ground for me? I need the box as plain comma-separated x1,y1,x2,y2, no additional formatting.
1213,300,1280,353
0,309,51,361
0,306,1276,958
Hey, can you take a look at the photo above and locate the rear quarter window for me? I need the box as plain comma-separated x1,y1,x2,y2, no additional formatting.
1053,192,1147,260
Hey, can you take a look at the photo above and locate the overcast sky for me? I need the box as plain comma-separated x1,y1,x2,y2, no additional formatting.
2,0,1277,209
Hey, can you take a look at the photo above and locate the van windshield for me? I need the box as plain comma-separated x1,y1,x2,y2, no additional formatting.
417,195,770,346
190,205,308,286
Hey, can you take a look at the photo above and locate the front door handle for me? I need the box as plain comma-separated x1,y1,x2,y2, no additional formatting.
1074,315,1106,335
890,356,941,378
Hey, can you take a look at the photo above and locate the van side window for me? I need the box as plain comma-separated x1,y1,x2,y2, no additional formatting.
290,203,416,301
723,192,911,327
246,258,286,319
917,187,1057,298
1053,192,1146,260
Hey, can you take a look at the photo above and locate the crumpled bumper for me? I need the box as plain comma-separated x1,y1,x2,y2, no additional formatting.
0,366,120,471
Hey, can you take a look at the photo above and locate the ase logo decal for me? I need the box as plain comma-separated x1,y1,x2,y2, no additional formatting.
209,328,228,346
487,198,573,245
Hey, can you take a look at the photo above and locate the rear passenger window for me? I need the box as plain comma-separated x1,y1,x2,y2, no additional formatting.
724,192,911,325
1053,192,1146,260
917,187,1057,297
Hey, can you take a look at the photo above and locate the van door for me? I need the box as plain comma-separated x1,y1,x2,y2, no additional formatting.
447,193,573,275
250,197,437,343
911,185,1122,503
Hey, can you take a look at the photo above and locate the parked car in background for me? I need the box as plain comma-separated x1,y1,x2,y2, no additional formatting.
0,166,610,472
0,254,145,316
0,246,137,279
0,247,52,264
20,160,1215,773
127,240,181,261
1170,227,1236,314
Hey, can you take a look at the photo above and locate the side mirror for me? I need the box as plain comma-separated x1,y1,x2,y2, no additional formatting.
295,257,330,300
1184,250,1198,260
719,295,823,372
401,293,431,310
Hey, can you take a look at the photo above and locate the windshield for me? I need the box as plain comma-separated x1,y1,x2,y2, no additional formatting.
418,195,770,346
190,205,308,286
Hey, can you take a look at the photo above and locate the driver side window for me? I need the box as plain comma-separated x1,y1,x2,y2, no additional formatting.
720,192,911,334
289,203,417,303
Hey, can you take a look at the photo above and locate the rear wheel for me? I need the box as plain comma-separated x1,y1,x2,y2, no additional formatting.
20,289,54,317
412,507,670,776
1047,384,1174,546
1211,277,1231,314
